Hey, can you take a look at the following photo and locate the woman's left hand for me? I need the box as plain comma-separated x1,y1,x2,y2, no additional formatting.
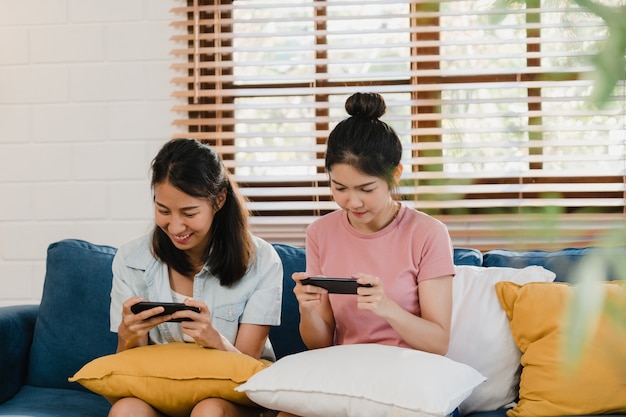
354,272,393,316
175,299,225,349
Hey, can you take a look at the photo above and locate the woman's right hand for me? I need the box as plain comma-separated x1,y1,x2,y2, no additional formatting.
292,272,328,310
292,272,335,349
116,295,170,352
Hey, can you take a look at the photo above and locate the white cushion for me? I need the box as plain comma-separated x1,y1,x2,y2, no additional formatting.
237,343,486,417
445,265,556,415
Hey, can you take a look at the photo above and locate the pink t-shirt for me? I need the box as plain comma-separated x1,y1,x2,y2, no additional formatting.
305,205,455,348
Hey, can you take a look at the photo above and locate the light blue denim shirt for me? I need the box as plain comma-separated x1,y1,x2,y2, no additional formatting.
109,232,283,360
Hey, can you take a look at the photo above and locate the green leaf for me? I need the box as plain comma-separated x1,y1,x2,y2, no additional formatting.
574,0,626,106
562,254,607,369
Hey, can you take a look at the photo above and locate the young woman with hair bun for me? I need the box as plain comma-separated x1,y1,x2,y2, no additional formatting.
279,92,458,417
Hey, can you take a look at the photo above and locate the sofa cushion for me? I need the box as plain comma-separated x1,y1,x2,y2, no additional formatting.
27,239,118,391
496,281,626,417
237,343,486,417
70,342,268,417
482,247,626,283
0,385,111,417
454,247,483,266
269,243,308,359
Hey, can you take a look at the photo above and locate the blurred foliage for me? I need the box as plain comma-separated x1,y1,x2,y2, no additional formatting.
562,230,626,369
574,0,626,105
491,0,626,370
493,0,626,106
556,0,626,368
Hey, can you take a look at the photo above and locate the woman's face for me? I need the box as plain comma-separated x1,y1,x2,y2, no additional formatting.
153,181,223,258
329,163,395,233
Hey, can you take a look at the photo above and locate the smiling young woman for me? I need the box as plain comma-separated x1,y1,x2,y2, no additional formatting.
108,138,284,417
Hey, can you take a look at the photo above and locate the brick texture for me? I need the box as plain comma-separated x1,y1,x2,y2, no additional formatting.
0,0,182,306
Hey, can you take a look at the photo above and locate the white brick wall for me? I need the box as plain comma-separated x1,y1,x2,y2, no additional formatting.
0,0,184,306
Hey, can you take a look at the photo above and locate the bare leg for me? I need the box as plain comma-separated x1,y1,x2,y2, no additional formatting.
190,397,270,417
108,397,167,417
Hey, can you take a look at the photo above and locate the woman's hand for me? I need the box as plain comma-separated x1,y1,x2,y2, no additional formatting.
359,274,454,355
292,272,335,349
179,299,265,357
117,295,171,352
292,272,328,310
177,299,226,350
354,272,394,316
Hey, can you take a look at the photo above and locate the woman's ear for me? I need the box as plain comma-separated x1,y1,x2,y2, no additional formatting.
216,189,227,211
393,163,403,182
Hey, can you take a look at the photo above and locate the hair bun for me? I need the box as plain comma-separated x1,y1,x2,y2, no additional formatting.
345,92,386,119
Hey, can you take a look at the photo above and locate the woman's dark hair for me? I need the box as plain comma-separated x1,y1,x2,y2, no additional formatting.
325,92,402,188
150,138,253,287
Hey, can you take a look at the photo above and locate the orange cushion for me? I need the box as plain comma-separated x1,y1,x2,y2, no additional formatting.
495,281,626,417
69,343,269,417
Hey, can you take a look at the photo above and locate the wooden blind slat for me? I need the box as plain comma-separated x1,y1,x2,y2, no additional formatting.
170,0,626,249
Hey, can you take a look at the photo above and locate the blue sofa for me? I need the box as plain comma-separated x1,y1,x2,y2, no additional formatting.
0,238,623,417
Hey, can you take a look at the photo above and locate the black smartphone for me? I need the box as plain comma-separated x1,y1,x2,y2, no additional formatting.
130,301,200,322
300,277,372,295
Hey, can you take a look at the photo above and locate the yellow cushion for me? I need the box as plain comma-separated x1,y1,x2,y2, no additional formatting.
495,281,626,417
69,342,269,417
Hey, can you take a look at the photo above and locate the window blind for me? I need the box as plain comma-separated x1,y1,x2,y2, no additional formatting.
170,0,626,250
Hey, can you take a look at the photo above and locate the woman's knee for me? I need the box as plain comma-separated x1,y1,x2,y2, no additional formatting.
191,398,235,417
191,398,264,417
108,397,164,417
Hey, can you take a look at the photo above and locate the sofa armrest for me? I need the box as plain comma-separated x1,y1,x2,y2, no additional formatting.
0,304,39,403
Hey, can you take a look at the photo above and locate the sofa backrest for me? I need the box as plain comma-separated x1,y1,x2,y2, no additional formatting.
31,238,622,378
27,239,118,391
482,246,625,282
269,243,308,359
454,247,483,266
